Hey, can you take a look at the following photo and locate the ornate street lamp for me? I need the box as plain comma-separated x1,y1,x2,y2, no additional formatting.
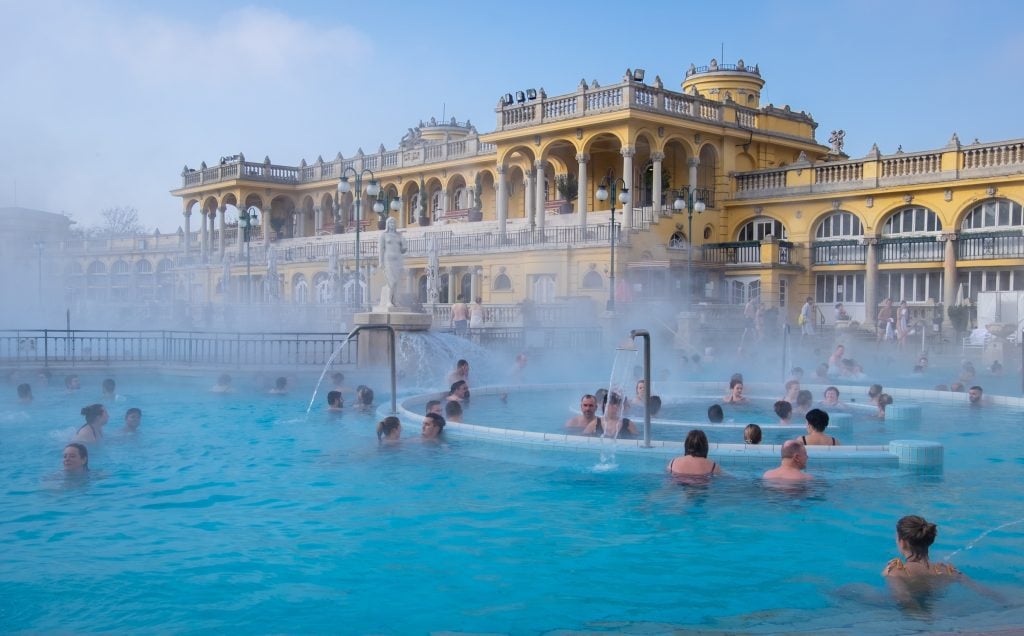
595,170,630,312
338,168,380,308
238,206,260,303
674,189,706,300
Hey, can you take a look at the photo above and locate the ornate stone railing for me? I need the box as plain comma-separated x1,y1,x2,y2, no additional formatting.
734,137,1024,199
493,79,783,132
962,140,1024,171
735,169,787,194
180,136,497,188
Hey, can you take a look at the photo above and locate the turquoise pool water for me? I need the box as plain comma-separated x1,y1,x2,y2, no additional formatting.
2,372,1023,633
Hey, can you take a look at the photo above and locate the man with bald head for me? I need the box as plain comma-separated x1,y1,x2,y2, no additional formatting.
763,440,813,481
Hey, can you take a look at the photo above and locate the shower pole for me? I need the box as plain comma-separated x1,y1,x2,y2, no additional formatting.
629,329,652,448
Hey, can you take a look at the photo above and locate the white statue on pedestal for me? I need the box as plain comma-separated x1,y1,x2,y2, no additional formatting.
377,217,406,309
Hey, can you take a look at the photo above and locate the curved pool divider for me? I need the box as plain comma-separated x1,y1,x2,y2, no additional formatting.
398,383,944,468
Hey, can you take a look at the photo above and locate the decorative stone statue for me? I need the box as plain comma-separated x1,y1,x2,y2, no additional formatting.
426,235,440,305
829,129,846,154
378,217,406,307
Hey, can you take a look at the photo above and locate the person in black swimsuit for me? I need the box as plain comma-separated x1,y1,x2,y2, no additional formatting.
74,403,108,443
794,408,839,446
667,429,722,476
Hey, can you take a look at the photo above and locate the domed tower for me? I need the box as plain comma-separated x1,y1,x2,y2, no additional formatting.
681,58,765,108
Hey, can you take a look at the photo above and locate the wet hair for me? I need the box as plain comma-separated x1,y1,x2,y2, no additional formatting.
868,384,883,399
81,403,105,423
683,429,710,458
784,379,800,392
707,404,724,423
64,443,89,469
969,385,983,394
824,386,840,399
424,412,446,433
376,416,401,441
606,392,624,407
425,399,441,414
356,386,374,406
449,380,468,395
331,372,345,384
102,378,116,393
774,400,792,420
17,383,31,398
647,395,662,417
444,400,463,419
274,377,287,390
64,374,79,388
896,515,938,561
744,423,762,445
795,390,813,408
805,408,830,432
934,384,949,391
729,378,743,390
125,407,142,418
456,359,469,370
877,393,893,408
327,391,343,407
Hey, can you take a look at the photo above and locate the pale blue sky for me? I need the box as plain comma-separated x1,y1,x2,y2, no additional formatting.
2,0,1022,230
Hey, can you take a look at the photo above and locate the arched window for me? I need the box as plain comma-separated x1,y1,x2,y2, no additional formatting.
581,270,604,289
961,198,1024,231
134,260,153,274
697,145,717,197
453,187,468,210
431,190,443,217
459,273,472,302
493,273,512,291
737,218,787,241
882,206,942,235
815,211,863,239
668,231,686,248
293,274,308,304
313,272,333,304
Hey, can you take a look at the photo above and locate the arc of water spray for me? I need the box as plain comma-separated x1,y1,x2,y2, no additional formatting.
943,518,1024,562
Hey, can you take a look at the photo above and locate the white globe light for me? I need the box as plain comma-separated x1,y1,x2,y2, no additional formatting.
596,186,609,201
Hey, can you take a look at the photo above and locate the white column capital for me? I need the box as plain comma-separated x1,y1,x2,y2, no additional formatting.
620,146,636,158
534,159,545,170
183,209,192,218
651,151,665,162
496,164,507,175
576,152,590,164
688,157,700,168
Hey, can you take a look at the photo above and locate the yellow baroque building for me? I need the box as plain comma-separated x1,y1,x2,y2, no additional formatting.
63,59,1024,333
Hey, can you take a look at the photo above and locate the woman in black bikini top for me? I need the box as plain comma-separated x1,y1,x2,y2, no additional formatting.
75,403,109,443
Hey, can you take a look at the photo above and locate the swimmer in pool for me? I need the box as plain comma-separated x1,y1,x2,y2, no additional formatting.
211,374,233,394
63,443,89,473
743,423,762,445
667,429,722,477
376,416,401,442
444,400,464,423
326,391,344,413
566,394,600,430
707,404,724,424
17,383,32,404
722,378,748,404
425,400,442,416
268,377,288,395
74,404,108,443
762,440,812,481
123,407,142,432
795,408,839,446
582,392,637,437
774,400,793,426
421,412,446,440
883,515,960,579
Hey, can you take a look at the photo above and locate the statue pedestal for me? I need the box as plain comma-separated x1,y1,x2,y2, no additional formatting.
353,310,433,368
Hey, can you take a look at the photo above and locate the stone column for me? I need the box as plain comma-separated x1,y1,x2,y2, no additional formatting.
942,232,958,328
651,151,665,215
217,205,226,259
297,208,306,237
263,204,271,247
183,210,192,255
863,237,878,324
688,157,700,203
314,206,323,233
576,153,589,230
496,165,508,236
534,160,546,230
621,147,634,229
525,168,536,228
470,268,481,301
200,208,209,260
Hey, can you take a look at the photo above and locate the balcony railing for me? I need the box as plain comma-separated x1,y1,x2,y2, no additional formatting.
878,236,943,263
958,231,1024,260
811,240,866,265
702,241,761,264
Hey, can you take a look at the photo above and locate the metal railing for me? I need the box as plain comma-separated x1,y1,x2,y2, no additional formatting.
0,330,356,368
958,231,1024,260
878,236,943,263
702,241,761,264
811,240,866,265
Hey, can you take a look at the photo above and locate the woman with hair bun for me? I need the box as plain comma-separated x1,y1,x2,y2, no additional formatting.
74,404,108,443
883,515,960,578
376,416,402,443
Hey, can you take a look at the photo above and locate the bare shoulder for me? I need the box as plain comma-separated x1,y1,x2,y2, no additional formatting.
882,557,905,577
